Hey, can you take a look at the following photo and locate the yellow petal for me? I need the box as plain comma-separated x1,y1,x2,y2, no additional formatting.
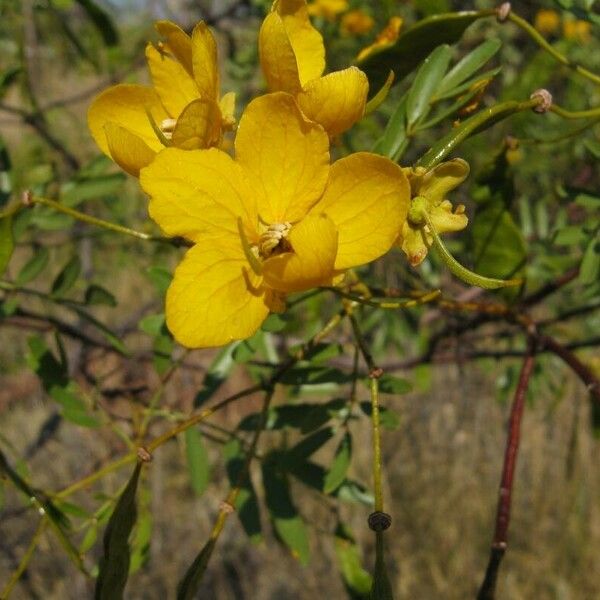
191,21,219,100
171,98,222,150
88,84,167,156
276,0,326,86
297,67,369,137
419,158,470,202
259,11,302,94
140,147,255,242
146,43,198,117
104,123,156,177
429,200,468,235
262,213,338,292
235,92,329,224
313,152,410,270
398,222,428,266
155,20,193,75
166,240,269,348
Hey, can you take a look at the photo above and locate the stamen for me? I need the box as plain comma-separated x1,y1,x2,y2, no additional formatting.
258,222,292,258
159,118,177,140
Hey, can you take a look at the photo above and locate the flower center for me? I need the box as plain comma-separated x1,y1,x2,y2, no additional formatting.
160,118,177,140
258,222,292,258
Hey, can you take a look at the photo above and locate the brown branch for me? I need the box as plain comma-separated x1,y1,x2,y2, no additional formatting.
521,266,579,307
477,339,537,600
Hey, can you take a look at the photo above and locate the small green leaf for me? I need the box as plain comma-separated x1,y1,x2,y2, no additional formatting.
0,215,14,276
61,173,125,208
286,427,334,462
279,366,352,386
51,255,81,297
334,525,372,598
73,307,129,355
194,342,241,407
324,433,352,494
138,313,165,336
177,539,216,600
16,247,50,285
579,236,600,285
377,375,412,395
84,284,117,306
74,0,119,46
406,45,452,126
437,39,502,96
95,462,142,600
373,93,408,160
185,427,210,496
360,403,400,430
145,266,172,295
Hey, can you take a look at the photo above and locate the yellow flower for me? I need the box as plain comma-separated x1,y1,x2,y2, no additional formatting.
534,9,560,35
397,159,469,267
563,19,592,43
88,20,235,177
140,93,410,348
357,16,403,62
341,10,375,36
307,0,348,21
259,0,369,137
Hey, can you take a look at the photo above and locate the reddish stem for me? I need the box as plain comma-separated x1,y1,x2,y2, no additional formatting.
477,340,536,600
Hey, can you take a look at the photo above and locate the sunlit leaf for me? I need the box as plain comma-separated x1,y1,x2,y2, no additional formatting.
324,432,352,494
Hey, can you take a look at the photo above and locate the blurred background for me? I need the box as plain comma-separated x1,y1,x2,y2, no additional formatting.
1,0,599,598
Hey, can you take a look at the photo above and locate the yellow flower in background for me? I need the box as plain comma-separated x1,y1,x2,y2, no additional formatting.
534,9,560,35
88,21,235,177
341,10,375,36
357,16,403,62
140,93,410,348
563,18,592,43
398,159,469,267
259,0,369,137
307,0,348,21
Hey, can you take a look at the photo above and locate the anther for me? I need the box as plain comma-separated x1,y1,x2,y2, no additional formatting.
368,511,392,531
530,89,553,113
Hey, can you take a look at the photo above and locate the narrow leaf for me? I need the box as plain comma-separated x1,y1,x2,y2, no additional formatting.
185,427,210,496
17,247,49,285
51,255,81,297
74,0,119,45
0,215,14,275
324,433,352,494
177,539,216,600
84,284,117,306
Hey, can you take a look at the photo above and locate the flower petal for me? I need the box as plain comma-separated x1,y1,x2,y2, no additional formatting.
171,97,222,149
235,92,329,224
262,213,338,293
429,201,468,235
259,11,302,94
297,67,368,137
146,43,198,117
166,240,269,348
104,123,156,177
398,222,428,266
140,147,255,242
219,91,237,129
155,20,193,75
313,152,410,270
419,158,470,202
276,0,326,86
88,84,166,156
191,21,219,100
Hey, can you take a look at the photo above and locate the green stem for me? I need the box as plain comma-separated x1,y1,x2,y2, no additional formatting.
422,211,522,290
507,12,600,86
550,104,600,119
327,287,441,310
29,195,179,244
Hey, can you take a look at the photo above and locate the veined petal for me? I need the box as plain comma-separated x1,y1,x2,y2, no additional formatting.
171,97,222,150
297,67,368,137
235,92,329,224
259,11,302,94
88,84,167,156
155,21,193,75
419,159,470,202
104,123,156,177
191,21,219,101
313,152,410,270
276,0,326,86
166,241,269,348
146,43,198,117
262,213,337,293
140,147,255,242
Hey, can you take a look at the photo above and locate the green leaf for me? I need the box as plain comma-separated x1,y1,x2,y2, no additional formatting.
80,523,99,554
185,428,210,496
406,45,452,126
177,539,216,600
51,255,81,297
324,433,352,494
357,11,488,94
27,335,69,392
129,488,152,574
52,384,101,428
285,427,334,462
74,0,119,46
138,313,166,336
95,462,142,600
373,93,408,160
0,66,21,100
194,342,241,407
437,39,502,96
377,374,412,394
359,402,400,431
262,455,310,565
261,313,289,332
579,236,600,285
334,525,372,598
84,284,117,306
72,307,129,355
16,247,50,285
224,439,262,543
279,366,352,386
61,173,125,208
433,67,501,102
0,215,14,276
145,266,172,295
